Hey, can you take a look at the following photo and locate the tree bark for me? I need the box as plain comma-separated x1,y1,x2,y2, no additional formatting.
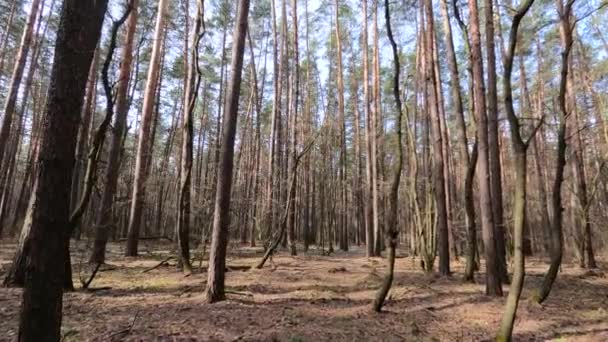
484,0,508,284
497,2,536,339
0,0,52,236
177,0,205,275
0,0,42,193
468,0,502,296
371,0,381,256
70,48,99,230
335,0,348,253
0,0,18,90
372,0,403,312
533,0,576,304
205,0,250,303
90,0,140,264
286,0,300,256
568,69,597,269
125,0,170,257
362,0,375,257
424,0,450,275
16,1,108,340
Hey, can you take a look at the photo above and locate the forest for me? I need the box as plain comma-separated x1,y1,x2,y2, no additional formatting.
0,0,607,340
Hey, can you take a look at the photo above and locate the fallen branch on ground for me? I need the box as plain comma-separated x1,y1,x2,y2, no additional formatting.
226,290,254,297
119,236,173,242
81,263,102,289
107,309,140,340
142,256,174,273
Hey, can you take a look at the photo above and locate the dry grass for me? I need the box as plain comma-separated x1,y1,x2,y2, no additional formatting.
0,241,607,341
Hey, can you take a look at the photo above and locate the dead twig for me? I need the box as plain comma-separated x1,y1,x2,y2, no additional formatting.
107,309,140,340
142,256,174,273
118,236,173,243
85,286,113,292
81,263,102,289
225,289,254,297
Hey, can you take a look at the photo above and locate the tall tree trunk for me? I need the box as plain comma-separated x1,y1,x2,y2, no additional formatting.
70,49,99,231
372,0,403,312
431,22,455,262
125,0,170,256
568,68,597,269
371,0,381,256
302,0,312,251
440,0,477,276
362,0,375,257
265,0,281,246
177,0,205,275
90,0,140,263
533,0,576,304
497,2,536,339
205,0,250,303
16,1,108,339
424,0,450,275
484,0,508,283
0,0,42,193
335,0,347,253
286,0,300,256
468,0,502,296
0,0,53,236
0,0,18,89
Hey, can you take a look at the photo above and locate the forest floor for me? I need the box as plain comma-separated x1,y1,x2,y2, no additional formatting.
0,240,607,341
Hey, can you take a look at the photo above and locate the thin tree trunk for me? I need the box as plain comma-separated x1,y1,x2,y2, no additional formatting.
177,0,205,275
70,49,99,226
362,0,375,257
533,0,576,304
205,0,250,303
90,0,140,263
484,0,508,284
568,69,597,269
372,0,403,312
497,2,536,339
0,0,53,235
286,0,300,256
264,0,281,247
335,0,347,253
125,0,170,256
424,0,450,275
371,0,381,256
0,0,17,89
0,0,42,191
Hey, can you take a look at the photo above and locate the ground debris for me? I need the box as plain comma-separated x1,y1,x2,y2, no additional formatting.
0,243,606,341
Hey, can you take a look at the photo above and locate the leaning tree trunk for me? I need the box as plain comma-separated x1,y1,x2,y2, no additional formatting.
0,0,52,236
450,0,479,281
254,141,314,269
0,0,17,82
16,0,108,340
177,0,205,275
205,0,250,303
125,0,170,257
0,0,42,194
372,0,404,312
533,0,576,304
497,1,536,340
90,0,140,264
61,4,133,290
